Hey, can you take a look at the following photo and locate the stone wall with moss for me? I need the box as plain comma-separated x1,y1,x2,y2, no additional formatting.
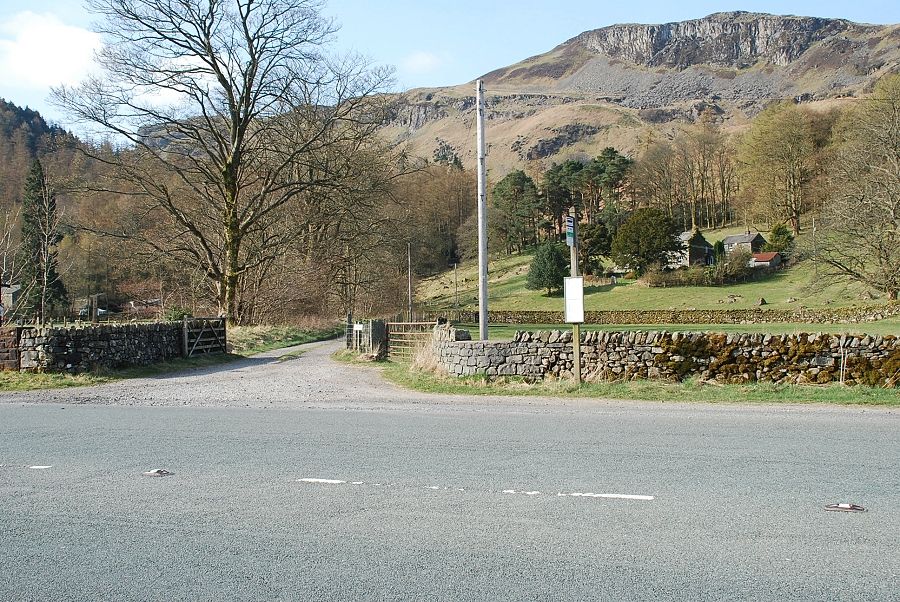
432,325,899,387
424,304,900,326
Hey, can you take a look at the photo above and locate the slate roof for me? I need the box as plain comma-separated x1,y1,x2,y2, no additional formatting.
723,232,763,245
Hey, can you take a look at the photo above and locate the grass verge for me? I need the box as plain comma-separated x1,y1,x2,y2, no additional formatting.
334,351,899,407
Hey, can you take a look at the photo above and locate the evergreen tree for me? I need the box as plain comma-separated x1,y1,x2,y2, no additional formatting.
18,159,67,321
610,208,682,276
492,170,540,252
763,223,795,256
526,243,568,295
579,222,611,275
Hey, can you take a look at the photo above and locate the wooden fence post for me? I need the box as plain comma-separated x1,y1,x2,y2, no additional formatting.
182,316,189,358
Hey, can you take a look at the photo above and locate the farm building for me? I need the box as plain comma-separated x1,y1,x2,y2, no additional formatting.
751,252,783,268
670,230,715,268
723,232,767,255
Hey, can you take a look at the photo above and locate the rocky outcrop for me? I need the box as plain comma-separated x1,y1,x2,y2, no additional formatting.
524,124,600,160
574,12,861,69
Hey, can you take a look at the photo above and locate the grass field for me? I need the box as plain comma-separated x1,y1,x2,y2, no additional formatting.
420,253,877,312
459,319,900,341
419,227,882,312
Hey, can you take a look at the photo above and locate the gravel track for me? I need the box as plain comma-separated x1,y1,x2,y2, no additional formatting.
0,340,425,408
2,339,897,421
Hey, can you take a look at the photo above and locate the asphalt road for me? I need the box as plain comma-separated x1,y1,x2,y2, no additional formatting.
1,342,898,600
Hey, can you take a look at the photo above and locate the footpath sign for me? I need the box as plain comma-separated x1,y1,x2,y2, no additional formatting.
564,276,584,384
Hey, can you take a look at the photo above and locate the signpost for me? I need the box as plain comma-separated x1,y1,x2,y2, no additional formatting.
564,276,584,384
565,206,582,384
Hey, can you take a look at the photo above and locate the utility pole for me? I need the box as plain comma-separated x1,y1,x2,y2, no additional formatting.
476,79,489,340
407,241,413,321
812,217,818,279
454,262,459,309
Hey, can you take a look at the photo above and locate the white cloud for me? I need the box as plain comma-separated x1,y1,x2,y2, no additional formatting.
401,51,443,74
0,11,101,90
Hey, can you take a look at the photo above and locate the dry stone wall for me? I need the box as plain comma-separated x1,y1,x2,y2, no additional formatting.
18,323,183,373
0,328,18,371
432,325,899,387
424,304,900,326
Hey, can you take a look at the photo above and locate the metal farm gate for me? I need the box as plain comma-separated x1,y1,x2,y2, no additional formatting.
385,321,436,361
182,317,227,357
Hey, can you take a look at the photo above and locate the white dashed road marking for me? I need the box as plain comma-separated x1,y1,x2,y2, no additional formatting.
558,492,655,501
298,478,654,502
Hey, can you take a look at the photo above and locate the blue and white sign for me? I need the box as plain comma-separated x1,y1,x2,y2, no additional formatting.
565,216,575,247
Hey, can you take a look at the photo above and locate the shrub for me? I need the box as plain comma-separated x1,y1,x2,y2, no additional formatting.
162,306,192,321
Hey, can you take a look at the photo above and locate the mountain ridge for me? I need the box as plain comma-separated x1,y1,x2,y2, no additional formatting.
381,12,899,173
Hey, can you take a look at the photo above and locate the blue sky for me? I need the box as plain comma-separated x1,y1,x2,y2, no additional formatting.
1,0,899,124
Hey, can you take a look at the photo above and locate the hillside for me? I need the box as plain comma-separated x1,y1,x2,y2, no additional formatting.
0,99,79,210
381,12,900,173
417,228,888,314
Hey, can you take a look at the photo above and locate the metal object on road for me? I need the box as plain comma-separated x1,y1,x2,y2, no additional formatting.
825,503,866,513
142,469,174,477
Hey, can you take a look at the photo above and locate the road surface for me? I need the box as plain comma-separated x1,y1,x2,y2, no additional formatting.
1,341,897,600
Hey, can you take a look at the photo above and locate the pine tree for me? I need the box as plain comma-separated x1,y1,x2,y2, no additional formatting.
526,243,568,295
18,159,67,321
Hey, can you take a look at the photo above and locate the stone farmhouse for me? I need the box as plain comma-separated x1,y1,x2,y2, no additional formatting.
723,232,767,255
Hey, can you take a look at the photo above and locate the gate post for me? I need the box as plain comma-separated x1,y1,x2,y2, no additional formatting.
370,320,387,360
182,316,190,357
345,312,353,349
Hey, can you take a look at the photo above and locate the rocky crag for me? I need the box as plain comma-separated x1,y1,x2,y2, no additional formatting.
380,12,900,173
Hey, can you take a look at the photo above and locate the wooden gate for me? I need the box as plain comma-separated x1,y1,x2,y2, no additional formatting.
182,317,227,357
386,321,436,360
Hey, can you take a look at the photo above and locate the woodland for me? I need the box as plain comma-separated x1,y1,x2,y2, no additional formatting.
1,1,897,325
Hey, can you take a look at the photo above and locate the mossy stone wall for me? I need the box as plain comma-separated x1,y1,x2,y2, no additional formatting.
432,325,899,387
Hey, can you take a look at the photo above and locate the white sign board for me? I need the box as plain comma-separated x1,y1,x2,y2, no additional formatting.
353,323,365,331
564,277,584,324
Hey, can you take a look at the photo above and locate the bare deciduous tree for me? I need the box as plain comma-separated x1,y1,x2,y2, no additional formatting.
738,102,817,236
815,75,900,300
53,0,393,323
